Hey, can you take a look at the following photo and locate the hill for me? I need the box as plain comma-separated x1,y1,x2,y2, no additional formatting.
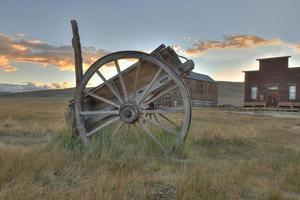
0,88,75,100
0,92,10,95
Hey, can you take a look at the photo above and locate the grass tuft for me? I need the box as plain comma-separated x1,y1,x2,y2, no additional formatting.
194,133,257,159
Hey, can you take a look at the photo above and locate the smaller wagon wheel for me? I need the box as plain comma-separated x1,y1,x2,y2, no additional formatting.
74,51,191,155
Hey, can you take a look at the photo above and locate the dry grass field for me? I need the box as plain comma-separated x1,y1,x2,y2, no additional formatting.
0,98,300,199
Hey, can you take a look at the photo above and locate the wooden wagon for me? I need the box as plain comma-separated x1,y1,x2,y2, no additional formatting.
66,20,194,156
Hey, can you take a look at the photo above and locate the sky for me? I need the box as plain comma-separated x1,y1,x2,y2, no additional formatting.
0,0,300,91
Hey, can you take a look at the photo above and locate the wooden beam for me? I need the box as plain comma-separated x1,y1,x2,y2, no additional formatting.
71,20,83,87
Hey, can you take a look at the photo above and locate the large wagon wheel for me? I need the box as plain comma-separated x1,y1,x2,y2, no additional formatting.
74,51,191,156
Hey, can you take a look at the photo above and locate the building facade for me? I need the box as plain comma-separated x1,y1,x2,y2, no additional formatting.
243,56,300,108
159,71,218,107
184,72,218,106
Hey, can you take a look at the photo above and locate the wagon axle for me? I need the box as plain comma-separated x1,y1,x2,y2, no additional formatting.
119,102,140,124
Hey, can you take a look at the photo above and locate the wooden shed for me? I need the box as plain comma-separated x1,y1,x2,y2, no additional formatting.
243,56,300,108
159,71,218,107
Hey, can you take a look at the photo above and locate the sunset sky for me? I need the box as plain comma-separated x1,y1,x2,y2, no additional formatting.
1,0,300,92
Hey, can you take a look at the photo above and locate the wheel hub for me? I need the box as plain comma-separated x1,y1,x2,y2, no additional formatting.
119,102,139,123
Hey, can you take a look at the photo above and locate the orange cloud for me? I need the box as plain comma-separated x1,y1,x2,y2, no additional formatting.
182,34,279,56
0,34,110,72
0,56,17,72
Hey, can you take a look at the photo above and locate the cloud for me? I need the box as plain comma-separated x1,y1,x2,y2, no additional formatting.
25,81,72,90
176,34,300,81
0,56,16,72
294,43,300,53
180,34,281,56
0,33,110,72
0,81,73,93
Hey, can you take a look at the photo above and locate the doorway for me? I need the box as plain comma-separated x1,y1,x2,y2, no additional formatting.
267,89,279,107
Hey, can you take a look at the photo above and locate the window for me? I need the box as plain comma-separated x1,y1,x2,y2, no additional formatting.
251,87,257,100
289,86,296,100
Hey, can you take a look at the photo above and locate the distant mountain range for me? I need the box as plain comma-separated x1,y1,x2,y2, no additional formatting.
0,87,75,99
0,92,10,95
0,83,50,93
0,82,244,106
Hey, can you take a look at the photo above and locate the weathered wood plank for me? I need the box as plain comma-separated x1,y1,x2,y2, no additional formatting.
71,20,83,87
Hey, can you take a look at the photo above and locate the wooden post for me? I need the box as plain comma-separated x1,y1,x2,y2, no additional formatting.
71,20,83,87
69,20,83,137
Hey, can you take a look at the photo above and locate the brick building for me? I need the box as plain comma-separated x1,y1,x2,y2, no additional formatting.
243,56,300,108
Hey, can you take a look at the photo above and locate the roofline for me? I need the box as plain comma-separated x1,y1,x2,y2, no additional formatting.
186,76,215,82
242,70,259,73
186,71,215,82
243,66,300,73
256,56,291,61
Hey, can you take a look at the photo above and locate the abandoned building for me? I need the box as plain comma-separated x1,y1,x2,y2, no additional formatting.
184,71,218,106
243,56,300,108
160,71,218,106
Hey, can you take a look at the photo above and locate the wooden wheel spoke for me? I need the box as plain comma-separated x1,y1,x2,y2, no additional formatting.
86,117,120,137
141,115,178,136
133,124,141,143
142,84,178,105
137,120,169,156
140,107,184,114
87,92,120,108
133,60,141,100
123,124,130,144
158,113,179,128
96,70,123,104
153,113,160,123
111,121,124,138
114,59,128,101
80,110,119,116
138,68,162,104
